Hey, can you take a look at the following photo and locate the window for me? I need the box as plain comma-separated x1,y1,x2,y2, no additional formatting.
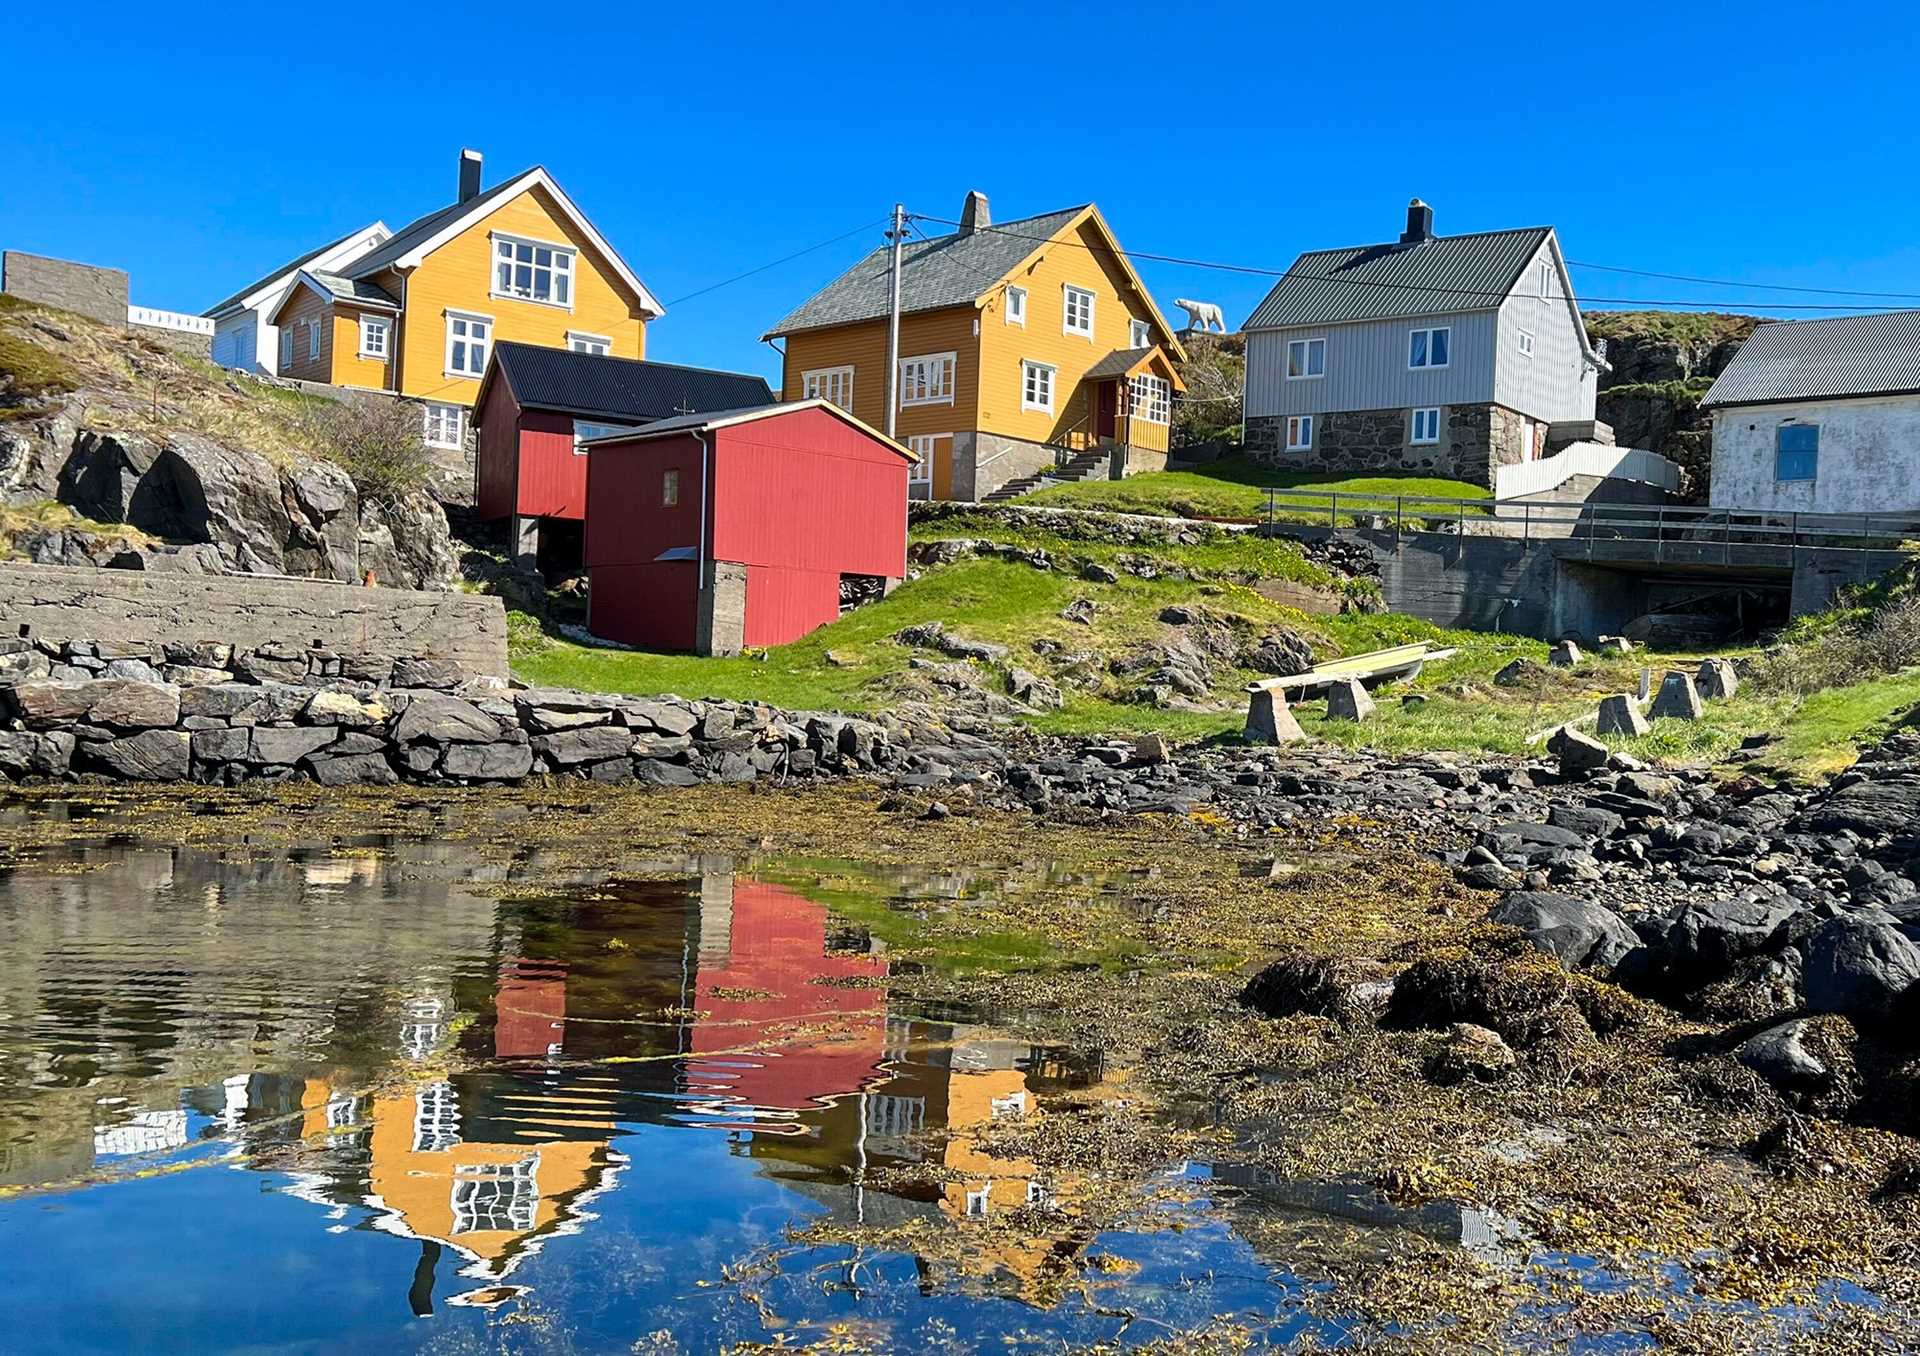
1005,286,1027,325
451,1157,539,1235
1286,337,1326,379
572,418,632,454
492,232,575,307
1517,329,1535,358
990,1091,1029,1120
1130,318,1151,349
1411,407,1441,445
566,331,610,355
279,326,294,369
898,352,955,407
1062,284,1095,337
1539,260,1553,298
965,1185,992,1218
906,434,940,489
1776,424,1819,482
411,1082,461,1153
1286,415,1313,451
662,468,680,505
1409,326,1450,369
1129,373,1171,424
1026,1180,1052,1207
1021,360,1056,413
445,311,491,376
803,365,854,411
423,402,465,450
359,315,390,359
307,319,321,360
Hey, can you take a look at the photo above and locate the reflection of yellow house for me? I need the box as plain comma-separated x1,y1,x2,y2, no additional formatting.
937,1067,1083,1293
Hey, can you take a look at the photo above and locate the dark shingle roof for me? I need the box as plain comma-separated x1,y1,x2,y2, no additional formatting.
764,206,1087,337
1084,347,1155,380
201,223,382,318
1243,227,1552,331
488,342,773,424
1703,310,1920,407
306,270,399,310
343,173,533,279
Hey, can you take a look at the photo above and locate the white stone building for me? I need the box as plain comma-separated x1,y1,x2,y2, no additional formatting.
1703,311,1920,514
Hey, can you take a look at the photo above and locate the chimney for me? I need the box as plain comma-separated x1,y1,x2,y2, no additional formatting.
959,190,990,235
458,149,483,204
1400,197,1434,245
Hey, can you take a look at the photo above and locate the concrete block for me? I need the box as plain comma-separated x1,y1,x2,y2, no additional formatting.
1244,687,1306,745
1595,635,1634,656
1697,658,1739,700
1649,671,1704,721
1325,677,1376,722
1596,694,1649,737
1548,640,1582,667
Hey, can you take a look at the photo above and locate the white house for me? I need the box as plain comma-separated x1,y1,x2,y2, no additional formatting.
1703,311,1920,514
203,221,389,375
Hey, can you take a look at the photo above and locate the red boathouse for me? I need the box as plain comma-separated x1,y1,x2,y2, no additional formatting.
583,400,914,655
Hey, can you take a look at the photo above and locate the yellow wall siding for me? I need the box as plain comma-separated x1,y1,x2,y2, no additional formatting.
329,306,395,392
272,286,335,383
778,306,981,440
394,183,650,407
976,216,1168,447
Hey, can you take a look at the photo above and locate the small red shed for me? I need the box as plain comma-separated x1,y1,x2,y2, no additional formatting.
584,400,915,655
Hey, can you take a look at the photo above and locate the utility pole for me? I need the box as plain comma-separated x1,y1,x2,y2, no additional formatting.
884,203,905,439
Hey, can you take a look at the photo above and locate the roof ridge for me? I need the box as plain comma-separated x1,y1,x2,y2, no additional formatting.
1291,224,1551,264
495,340,769,382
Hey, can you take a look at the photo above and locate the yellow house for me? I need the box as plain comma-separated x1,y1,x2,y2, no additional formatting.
261,150,663,459
764,192,1186,502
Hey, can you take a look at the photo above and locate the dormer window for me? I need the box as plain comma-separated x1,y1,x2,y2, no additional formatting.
492,232,575,307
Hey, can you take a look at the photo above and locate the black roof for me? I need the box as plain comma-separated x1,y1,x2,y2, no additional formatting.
482,342,774,425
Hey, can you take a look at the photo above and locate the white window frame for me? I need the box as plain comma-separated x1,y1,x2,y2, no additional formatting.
1286,414,1313,451
307,318,321,361
1408,326,1451,370
965,1185,992,1217
358,314,390,360
1129,373,1171,425
444,310,492,378
423,402,465,450
897,352,955,408
1516,328,1535,358
905,434,942,489
1411,407,1441,445
1004,285,1027,326
802,365,854,411
1286,337,1326,380
572,418,634,454
490,230,576,309
1129,318,1151,349
1062,284,1095,338
1021,359,1056,414
1539,260,1553,299
566,330,611,355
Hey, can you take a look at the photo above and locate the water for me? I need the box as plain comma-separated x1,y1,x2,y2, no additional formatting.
0,798,1890,1353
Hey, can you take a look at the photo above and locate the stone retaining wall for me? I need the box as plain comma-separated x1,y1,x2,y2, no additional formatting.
0,640,897,788
2,251,127,326
0,562,506,678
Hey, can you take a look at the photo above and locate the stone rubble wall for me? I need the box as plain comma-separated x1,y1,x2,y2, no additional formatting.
2,251,127,327
0,562,503,677
0,635,899,788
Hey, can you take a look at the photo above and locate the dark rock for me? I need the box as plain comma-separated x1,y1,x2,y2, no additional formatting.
306,752,398,785
623,700,699,736
189,726,251,763
1386,954,1582,1048
533,726,636,766
391,692,500,744
1803,915,1920,1022
82,729,190,781
1547,804,1623,839
390,657,465,689
1240,948,1368,1021
0,730,75,776
250,726,337,765
635,759,701,786
1736,1016,1861,1116
439,741,535,780
1653,895,1799,983
1489,890,1640,969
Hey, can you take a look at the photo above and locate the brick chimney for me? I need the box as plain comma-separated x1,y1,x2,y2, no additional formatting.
1400,197,1434,244
458,149,483,204
959,190,990,235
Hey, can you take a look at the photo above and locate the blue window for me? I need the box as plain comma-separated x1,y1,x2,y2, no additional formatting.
1775,424,1819,482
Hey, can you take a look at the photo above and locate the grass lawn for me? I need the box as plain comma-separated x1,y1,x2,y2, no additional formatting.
1013,457,1488,523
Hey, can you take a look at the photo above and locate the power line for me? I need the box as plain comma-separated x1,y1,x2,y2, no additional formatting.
664,218,888,308
1566,259,1920,301
908,212,1917,313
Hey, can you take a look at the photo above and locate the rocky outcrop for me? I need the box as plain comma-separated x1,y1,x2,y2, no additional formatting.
5,402,455,588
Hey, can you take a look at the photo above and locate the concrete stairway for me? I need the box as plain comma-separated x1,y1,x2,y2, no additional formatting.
983,449,1110,502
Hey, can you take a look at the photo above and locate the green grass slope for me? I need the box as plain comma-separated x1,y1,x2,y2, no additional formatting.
1014,458,1487,522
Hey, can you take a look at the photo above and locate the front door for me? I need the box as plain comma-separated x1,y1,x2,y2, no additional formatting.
1096,381,1118,442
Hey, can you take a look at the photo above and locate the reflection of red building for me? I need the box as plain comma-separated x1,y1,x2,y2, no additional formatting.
684,880,889,1123
494,960,568,1059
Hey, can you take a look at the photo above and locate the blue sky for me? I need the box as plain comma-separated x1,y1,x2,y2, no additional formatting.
6,2,1920,381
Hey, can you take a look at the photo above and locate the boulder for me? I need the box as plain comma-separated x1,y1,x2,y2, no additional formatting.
1546,803,1623,839
0,729,75,776
189,726,252,763
302,691,388,728
1696,658,1739,700
390,692,500,744
83,729,190,781
1596,694,1649,737
1653,896,1798,982
251,726,339,766
1006,667,1064,710
1244,687,1306,745
1648,671,1704,721
1803,915,1920,1023
634,759,701,786
533,725,636,766
1426,1023,1517,1085
390,657,464,689
88,679,180,729
623,700,700,736
1548,640,1582,668
356,489,459,590
1736,1016,1861,1115
1242,630,1314,678
1325,678,1375,722
1549,725,1609,776
1489,890,1641,969
440,741,535,780
306,752,399,786
1386,954,1580,1048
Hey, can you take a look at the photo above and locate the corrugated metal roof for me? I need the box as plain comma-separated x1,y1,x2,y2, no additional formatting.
1703,310,1920,406
1242,227,1551,331
201,223,384,318
306,270,400,310
764,207,1087,337
490,342,773,424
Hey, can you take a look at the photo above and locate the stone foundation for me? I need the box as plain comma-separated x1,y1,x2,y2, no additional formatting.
1246,402,1542,492
954,431,1055,501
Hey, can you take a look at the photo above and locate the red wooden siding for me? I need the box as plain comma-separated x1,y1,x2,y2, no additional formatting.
474,376,522,521
514,408,587,520
743,566,842,649
584,431,704,569
709,407,907,579
587,562,699,651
